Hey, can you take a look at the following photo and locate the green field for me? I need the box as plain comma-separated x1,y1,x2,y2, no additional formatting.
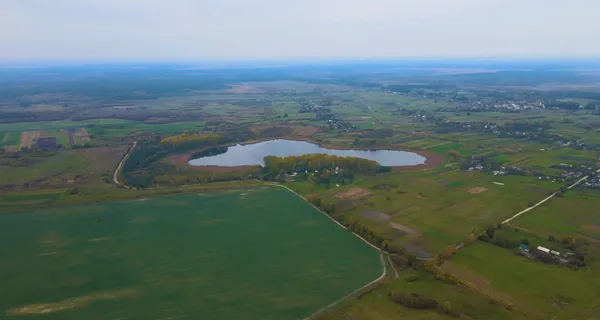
0,131,20,147
513,189,600,239
453,242,600,319
0,151,90,186
0,187,381,319
0,119,139,132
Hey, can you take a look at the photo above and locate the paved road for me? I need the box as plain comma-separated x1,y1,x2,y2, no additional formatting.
502,168,600,224
113,141,137,188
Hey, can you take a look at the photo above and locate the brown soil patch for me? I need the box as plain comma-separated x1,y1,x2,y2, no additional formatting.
20,131,43,149
335,188,372,200
389,222,419,235
359,210,391,223
441,261,516,304
78,128,91,141
583,225,600,233
468,187,488,194
1,132,8,144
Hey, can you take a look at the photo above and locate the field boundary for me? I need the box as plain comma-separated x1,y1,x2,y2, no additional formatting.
303,252,387,320
266,183,389,320
269,183,383,251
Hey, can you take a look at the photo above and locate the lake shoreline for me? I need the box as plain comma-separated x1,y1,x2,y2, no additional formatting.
165,137,443,172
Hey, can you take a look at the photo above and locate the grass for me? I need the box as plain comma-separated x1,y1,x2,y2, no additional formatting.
0,187,382,319
0,151,90,186
0,191,65,209
308,169,566,252
512,189,600,239
0,119,138,132
0,131,21,147
318,268,523,320
453,242,600,319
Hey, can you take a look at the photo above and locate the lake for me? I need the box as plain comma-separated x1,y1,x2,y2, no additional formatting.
188,139,426,167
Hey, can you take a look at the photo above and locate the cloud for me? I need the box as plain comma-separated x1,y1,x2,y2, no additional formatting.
1,0,599,61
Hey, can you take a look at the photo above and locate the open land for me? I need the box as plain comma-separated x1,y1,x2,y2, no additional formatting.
0,187,381,319
2,62,600,319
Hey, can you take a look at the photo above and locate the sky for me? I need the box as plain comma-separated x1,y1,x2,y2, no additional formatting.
1,0,600,61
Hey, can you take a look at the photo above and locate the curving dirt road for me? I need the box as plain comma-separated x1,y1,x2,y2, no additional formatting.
113,141,137,188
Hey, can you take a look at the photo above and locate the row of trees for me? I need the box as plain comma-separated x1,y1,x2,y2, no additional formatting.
263,154,382,175
160,133,223,146
388,292,458,317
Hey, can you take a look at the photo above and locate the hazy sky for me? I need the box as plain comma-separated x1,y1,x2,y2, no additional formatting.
2,0,599,61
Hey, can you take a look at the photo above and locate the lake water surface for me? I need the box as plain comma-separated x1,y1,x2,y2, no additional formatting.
188,139,426,167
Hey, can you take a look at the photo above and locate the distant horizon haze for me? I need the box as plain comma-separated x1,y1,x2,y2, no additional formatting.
2,0,600,62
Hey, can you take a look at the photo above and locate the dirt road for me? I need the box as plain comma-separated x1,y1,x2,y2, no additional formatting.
113,141,137,188
502,169,600,224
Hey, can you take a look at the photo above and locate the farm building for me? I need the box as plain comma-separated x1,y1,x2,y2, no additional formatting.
35,137,57,150
537,246,550,254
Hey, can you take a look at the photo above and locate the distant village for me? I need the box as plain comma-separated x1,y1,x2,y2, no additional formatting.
462,155,600,188
395,108,593,151
384,86,598,113
296,99,355,131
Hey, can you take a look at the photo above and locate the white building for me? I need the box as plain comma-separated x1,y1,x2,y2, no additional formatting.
537,246,550,254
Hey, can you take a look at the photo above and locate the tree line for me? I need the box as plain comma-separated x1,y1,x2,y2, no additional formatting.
263,154,384,175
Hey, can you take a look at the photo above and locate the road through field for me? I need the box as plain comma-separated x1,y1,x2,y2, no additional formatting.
113,141,137,188
502,168,600,224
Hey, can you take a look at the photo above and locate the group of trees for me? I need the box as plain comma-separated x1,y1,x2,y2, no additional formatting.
122,134,227,188
263,154,382,176
544,100,581,110
388,292,438,310
388,291,459,317
160,133,223,147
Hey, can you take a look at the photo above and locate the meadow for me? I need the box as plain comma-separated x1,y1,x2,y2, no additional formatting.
317,267,525,320
300,168,563,252
0,187,382,320
512,188,600,239
452,242,600,319
0,151,90,186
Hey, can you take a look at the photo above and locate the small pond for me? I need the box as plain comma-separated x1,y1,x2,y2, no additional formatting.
188,139,426,167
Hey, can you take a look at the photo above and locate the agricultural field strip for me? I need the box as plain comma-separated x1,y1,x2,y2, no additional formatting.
502,168,600,224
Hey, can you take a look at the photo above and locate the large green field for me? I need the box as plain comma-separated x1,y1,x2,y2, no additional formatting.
0,187,381,319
